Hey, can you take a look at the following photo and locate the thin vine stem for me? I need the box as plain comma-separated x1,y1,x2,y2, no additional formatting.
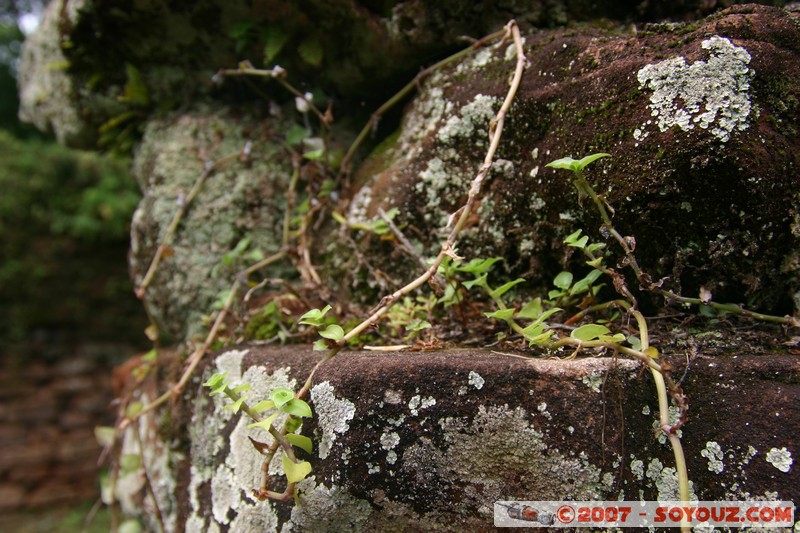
338,21,525,345
253,20,528,503
125,251,287,424
337,27,509,174
575,170,798,327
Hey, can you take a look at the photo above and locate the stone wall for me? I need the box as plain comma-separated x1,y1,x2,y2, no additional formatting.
0,344,135,511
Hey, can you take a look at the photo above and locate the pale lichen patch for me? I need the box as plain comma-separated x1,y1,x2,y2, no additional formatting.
636,36,753,143
408,394,436,416
436,94,500,145
290,476,372,531
310,381,356,460
187,361,294,529
468,371,485,390
428,405,608,501
765,447,793,473
701,441,725,474
581,372,603,393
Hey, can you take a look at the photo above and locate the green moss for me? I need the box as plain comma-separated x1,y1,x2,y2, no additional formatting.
0,129,144,348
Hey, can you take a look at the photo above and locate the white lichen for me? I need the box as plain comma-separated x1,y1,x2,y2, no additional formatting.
408,394,436,416
468,371,485,390
631,458,645,481
765,447,793,473
701,441,725,474
645,458,696,501
380,431,401,451
290,476,372,531
429,405,608,501
581,372,603,393
310,381,356,460
383,389,403,405
436,94,499,145
214,348,249,383
636,36,753,143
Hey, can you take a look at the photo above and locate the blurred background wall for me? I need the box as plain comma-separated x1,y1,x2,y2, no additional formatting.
0,1,148,529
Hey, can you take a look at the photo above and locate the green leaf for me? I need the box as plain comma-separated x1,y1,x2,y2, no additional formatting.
313,339,329,351
270,387,295,408
528,329,555,345
125,401,143,418
286,125,310,146
299,305,331,326
282,456,313,483
286,433,313,454
224,395,247,413
489,278,525,300
574,152,611,171
553,271,573,290
548,289,566,299
262,25,290,64
517,298,544,320
298,37,324,66
285,416,303,434
527,307,562,328
462,273,488,290
407,320,432,332
546,153,611,173
281,398,312,418
252,400,276,413
564,229,583,245
627,335,642,351
94,426,116,447
598,333,626,343
248,412,280,431
456,257,502,275
569,269,603,296
586,257,604,268
643,346,660,359
567,235,589,249
319,324,344,341
303,148,326,161
244,248,265,263
521,323,546,338
484,308,516,321
203,372,230,396
586,242,606,253
142,349,157,362
570,323,610,341
232,383,252,394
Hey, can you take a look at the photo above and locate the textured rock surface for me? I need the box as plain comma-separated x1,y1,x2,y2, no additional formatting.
129,106,294,341
116,345,799,531
347,4,800,313
19,0,790,149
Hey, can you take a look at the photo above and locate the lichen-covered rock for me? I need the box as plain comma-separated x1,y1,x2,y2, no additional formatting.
129,106,294,341
19,0,789,149
17,0,97,146
116,345,799,531
348,4,800,313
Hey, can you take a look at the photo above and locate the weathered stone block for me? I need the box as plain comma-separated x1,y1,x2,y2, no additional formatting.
116,345,798,531
348,5,800,312
129,106,295,341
